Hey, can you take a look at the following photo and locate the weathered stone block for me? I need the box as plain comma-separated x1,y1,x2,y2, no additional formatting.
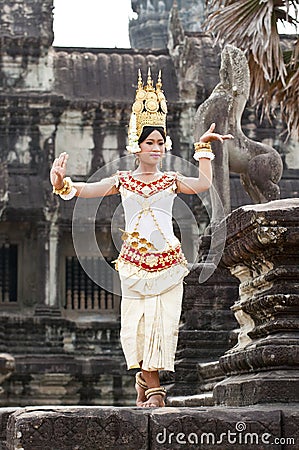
215,370,299,406
4,406,299,450
281,409,299,449
7,407,149,450
150,407,282,450
0,408,19,450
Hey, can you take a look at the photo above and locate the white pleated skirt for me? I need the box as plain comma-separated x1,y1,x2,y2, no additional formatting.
118,260,188,372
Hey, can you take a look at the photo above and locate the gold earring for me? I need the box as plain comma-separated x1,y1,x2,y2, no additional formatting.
160,158,163,169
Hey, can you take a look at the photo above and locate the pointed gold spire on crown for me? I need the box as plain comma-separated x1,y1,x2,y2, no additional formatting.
156,70,162,91
146,68,154,91
138,68,143,89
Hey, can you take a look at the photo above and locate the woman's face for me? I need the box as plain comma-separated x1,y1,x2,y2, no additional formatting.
138,130,165,165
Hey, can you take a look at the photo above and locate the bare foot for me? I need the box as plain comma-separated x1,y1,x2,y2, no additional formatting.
135,382,146,407
141,394,165,408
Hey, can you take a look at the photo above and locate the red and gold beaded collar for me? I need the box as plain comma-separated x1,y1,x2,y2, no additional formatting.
118,171,176,197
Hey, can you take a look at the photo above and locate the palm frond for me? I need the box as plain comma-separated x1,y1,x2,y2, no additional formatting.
204,0,299,138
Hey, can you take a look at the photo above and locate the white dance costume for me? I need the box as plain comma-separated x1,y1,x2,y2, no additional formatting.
114,170,189,371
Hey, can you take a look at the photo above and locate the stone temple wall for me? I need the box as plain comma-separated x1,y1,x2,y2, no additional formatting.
0,0,298,406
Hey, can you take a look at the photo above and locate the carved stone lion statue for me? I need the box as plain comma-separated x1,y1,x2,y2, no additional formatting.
194,44,283,219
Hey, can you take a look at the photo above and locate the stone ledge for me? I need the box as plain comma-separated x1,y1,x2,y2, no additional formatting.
3,405,299,450
167,393,214,407
0,408,18,450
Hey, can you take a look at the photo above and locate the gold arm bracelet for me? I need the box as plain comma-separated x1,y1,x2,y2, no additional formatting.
194,141,212,152
53,177,73,195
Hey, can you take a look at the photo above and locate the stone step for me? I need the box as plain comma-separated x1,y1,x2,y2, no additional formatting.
197,360,226,391
3,405,298,450
167,393,214,407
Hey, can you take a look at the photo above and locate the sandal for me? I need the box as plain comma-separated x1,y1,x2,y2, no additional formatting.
135,371,148,390
135,371,148,406
143,386,166,407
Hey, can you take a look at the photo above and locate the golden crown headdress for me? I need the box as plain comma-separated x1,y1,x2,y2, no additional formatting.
126,68,172,153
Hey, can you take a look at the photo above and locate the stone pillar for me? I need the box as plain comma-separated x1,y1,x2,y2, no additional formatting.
34,222,49,315
35,220,61,317
214,199,299,406
47,223,60,308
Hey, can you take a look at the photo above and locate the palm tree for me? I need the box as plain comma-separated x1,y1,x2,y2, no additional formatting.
204,0,299,139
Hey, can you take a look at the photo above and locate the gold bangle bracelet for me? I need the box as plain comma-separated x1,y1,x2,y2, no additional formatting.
53,177,73,195
194,141,212,152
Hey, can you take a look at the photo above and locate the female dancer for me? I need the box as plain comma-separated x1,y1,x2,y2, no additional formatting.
50,70,233,407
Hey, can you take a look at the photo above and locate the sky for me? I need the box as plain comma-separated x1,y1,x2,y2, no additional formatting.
53,0,298,49
53,0,134,48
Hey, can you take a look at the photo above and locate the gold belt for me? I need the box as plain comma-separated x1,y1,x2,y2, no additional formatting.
115,241,187,272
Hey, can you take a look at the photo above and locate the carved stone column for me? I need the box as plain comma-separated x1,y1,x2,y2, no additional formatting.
34,220,61,317
34,222,50,315
213,199,299,406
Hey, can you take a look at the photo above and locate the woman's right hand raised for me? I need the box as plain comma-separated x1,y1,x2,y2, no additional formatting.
50,152,69,189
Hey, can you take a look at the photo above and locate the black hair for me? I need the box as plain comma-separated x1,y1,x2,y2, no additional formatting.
138,126,166,145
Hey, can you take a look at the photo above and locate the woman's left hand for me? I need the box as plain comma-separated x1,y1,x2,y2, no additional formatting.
199,123,234,143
